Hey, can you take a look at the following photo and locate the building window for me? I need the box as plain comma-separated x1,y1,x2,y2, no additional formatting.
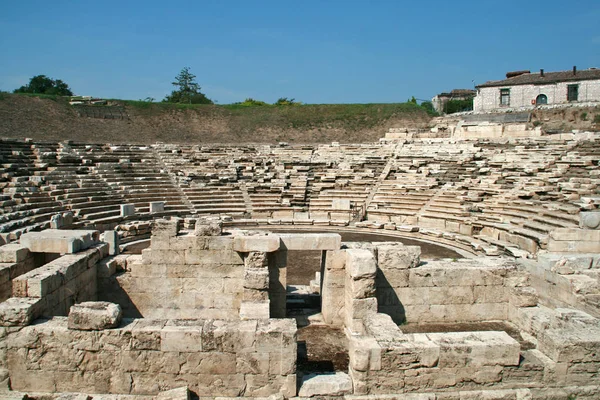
500,88,510,106
536,94,548,105
567,84,579,101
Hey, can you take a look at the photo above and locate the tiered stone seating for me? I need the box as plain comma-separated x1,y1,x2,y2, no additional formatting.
0,140,69,242
93,146,190,220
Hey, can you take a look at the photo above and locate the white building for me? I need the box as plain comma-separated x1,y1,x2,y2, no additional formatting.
473,67,600,112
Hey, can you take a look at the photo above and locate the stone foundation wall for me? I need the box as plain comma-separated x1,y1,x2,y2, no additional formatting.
377,255,511,324
0,244,37,302
348,313,522,395
109,235,246,319
11,244,106,317
4,317,297,397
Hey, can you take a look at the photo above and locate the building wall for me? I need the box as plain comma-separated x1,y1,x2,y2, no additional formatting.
5,317,297,397
474,79,600,112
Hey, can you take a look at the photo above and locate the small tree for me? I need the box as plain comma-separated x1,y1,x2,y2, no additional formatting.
164,67,213,104
274,97,301,106
420,101,437,115
14,75,73,96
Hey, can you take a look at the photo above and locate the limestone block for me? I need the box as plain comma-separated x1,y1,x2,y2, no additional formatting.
298,372,352,397
120,203,135,217
346,249,377,279
349,335,382,372
427,331,520,367
0,244,30,263
385,333,440,369
0,297,43,326
325,250,346,270
349,297,378,320
152,219,179,238
68,301,122,330
233,234,280,252
244,268,269,289
240,301,270,319
538,326,600,363
156,387,190,400
161,320,203,352
550,228,600,242
20,229,100,254
349,276,376,299
245,251,268,268
377,243,421,270
510,287,539,307
103,230,120,256
332,198,351,210
551,256,593,274
580,212,600,229
278,233,341,250
150,201,165,213
194,220,222,236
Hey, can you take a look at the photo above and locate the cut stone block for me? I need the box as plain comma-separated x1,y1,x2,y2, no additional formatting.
0,244,30,263
298,372,352,397
68,301,122,330
377,243,421,269
240,301,270,319
20,229,100,254
278,233,341,250
103,230,119,256
0,297,43,326
233,234,280,252
120,204,135,217
194,219,222,236
150,201,165,213
156,387,191,400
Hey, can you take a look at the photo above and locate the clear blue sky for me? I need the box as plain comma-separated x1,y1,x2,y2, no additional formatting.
1,1,598,104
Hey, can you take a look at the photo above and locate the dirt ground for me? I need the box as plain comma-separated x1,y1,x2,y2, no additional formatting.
297,325,349,373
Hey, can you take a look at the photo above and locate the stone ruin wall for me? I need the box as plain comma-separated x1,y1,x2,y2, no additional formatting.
0,134,599,398
0,221,599,398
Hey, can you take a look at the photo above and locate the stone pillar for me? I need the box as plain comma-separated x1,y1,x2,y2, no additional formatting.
345,249,377,334
269,249,287,318
104,230,120,256
240,252,270,320
321,249,346,325
150,201,165,213
120,204,135,217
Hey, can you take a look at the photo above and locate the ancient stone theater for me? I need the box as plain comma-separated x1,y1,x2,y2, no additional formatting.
0,127,599,399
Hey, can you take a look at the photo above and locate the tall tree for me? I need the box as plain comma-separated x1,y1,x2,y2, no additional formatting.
14,75,73,96
163,67,213,104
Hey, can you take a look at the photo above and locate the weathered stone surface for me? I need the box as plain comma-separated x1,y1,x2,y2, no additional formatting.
278,233,341,250
156,386,190,400
245,251,268,268
244,268,269,289
240,301,270,319
0,243,30,263
20,229,100,254
0,297,42,326
377,243,421,269
233,234,280,252
194,219,222,236
346,249,377,279
68,301,122,330
120,203,135,217
580,212,600,229
298,371,352,397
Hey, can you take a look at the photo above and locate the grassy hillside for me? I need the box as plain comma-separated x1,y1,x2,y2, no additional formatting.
0,93,432,144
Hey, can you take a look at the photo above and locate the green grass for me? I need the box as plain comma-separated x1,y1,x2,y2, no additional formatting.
114,100,429,132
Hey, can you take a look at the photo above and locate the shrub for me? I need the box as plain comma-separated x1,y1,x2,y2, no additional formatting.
580,112,588,121
594,114,600,124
